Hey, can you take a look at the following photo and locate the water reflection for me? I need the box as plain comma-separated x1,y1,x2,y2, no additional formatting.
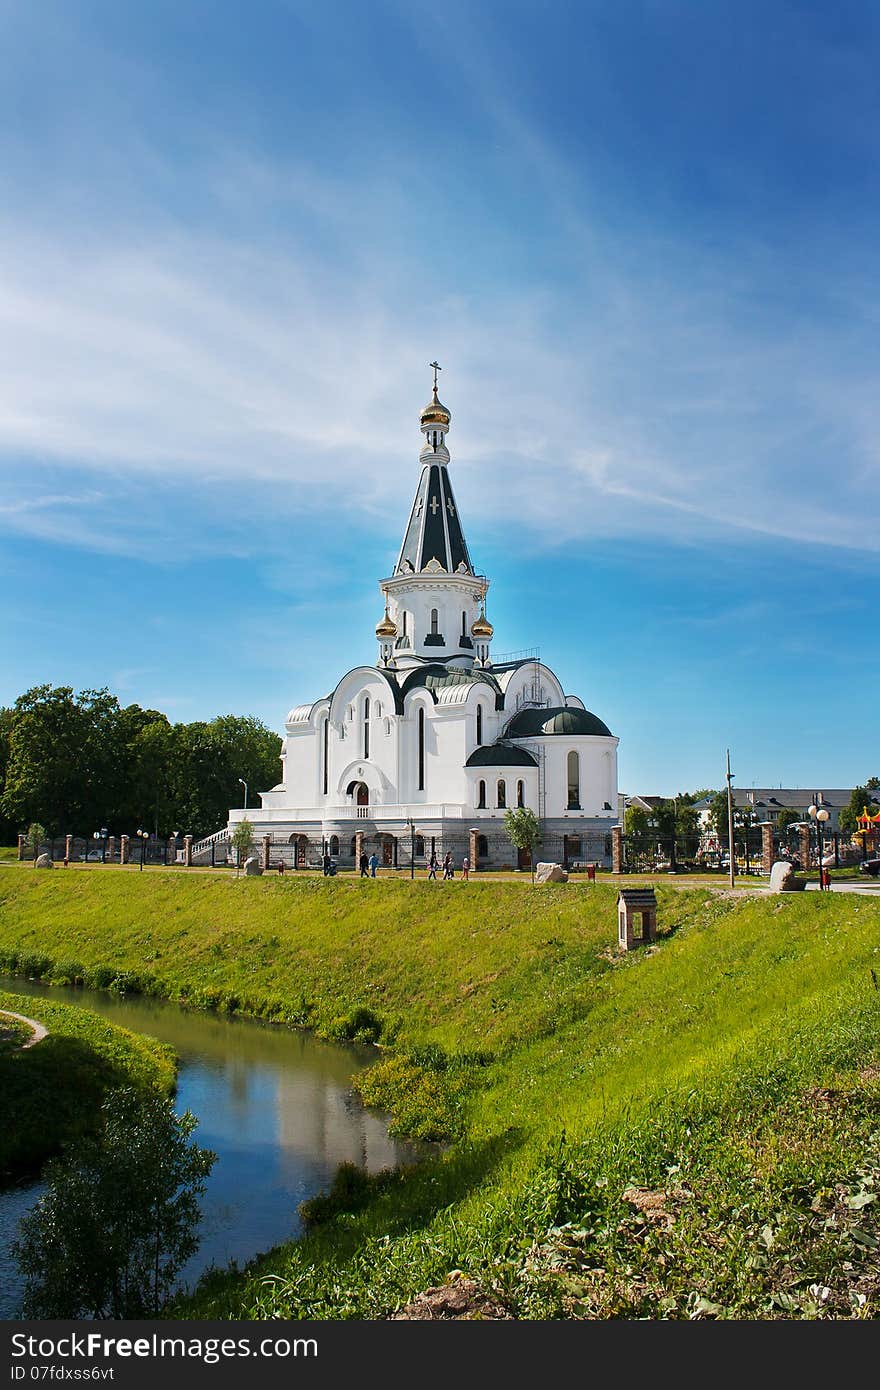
0,977,418,1315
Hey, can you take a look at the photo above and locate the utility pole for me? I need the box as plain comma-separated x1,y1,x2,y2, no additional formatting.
726,750,736,889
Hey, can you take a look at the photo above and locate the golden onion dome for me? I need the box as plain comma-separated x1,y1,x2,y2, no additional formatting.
375,610,398,639
471,610,494,639
420,387,451,429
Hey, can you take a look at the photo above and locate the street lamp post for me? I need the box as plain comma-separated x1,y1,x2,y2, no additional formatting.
808,794,830,890
93,828,108,864
408,819,416,880
669,796,678,874
238,778,248,810
136,828,149,871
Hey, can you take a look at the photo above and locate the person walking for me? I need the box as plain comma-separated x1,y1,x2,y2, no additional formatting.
359,851,369,878
322,850,331,877
427,853,438,880
368,852,378,878
461,855,469,881
443,851,453,880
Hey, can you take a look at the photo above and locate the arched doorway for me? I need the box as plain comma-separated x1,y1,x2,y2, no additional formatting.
288,833,309,869
346,780,370,815
380,834,396,867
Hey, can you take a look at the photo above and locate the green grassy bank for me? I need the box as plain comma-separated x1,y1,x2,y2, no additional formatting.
0,987,176,1182
0,868,879,1317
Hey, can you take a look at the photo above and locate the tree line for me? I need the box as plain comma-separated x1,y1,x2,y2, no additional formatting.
624,782,880,855
0,685,282,843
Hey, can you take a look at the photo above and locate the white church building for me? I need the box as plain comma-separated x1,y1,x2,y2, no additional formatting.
226,370,619,871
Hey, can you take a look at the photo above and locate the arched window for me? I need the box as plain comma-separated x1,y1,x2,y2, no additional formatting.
418,706,425,790
461,610,467,637
567,750,580,809
414,834,425,857
477,779,486,809
517,779,525,808
322,717,329,795
329,835,339,856
374,701,382,719
363,696,370,759
430,608,439,636
349,836,357,858
497,779,506,809
476,834,488,859
476,703,483,746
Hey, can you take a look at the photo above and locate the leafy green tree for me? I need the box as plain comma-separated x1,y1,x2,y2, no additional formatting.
706,791,732,848
0,706,16,845
775,807,800,837
26,821,46,862
13,1088,215,1318
839,782,880,837
624,804,653,861
167,715,281,838
503,806,542,881
231,816,255,875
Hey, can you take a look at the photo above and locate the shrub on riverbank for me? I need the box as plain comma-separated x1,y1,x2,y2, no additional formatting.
0,988,176,1182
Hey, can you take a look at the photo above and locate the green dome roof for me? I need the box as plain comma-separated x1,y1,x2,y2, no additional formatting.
505,705,613,738
465,743,538,768
401,665,502,703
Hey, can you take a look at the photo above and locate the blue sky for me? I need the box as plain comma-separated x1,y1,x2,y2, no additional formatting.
1,0,878,795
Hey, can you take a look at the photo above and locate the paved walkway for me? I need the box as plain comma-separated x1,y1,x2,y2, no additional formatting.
0,1009,48,1048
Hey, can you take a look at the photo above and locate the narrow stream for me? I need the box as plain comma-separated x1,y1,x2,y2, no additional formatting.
0,978,420,1317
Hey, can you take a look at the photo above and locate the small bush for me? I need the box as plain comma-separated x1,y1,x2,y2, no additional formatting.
84,965,117,990
299,1162,394,1227
17,952,51,979
324,1007,384,1045
48,960,85,987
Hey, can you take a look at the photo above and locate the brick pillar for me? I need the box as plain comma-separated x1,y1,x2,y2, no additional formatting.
64,833,73,865
107,835,116,862
261,834,271,870
17,832,27,861
612,826,624,874
354,831,364,871
120,834,130,865
761,823,774,875
184,834,193,867
469,827,479,872
798,826,811,870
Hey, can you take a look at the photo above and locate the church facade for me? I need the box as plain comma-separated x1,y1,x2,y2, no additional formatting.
227,371,619,870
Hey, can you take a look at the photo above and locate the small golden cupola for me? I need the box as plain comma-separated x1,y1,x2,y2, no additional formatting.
471,605,493,639
375,597,398,668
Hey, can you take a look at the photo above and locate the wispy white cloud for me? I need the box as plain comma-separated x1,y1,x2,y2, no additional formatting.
0,11,877,561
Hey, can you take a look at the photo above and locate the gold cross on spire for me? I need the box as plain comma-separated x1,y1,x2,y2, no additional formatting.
429,360,441,393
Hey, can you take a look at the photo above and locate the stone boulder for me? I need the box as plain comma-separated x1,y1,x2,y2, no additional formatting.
534,861,568,884
34,853,54,869
769,859,806,893
243,856,263,877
